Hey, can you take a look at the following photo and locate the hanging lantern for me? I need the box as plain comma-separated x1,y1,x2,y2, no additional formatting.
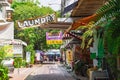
6,7,13,21
8,0,12,4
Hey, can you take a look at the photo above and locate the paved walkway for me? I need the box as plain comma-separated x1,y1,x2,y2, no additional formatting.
25,63,75,80
8,63,88,80
59,64,89,80
9,64,41,80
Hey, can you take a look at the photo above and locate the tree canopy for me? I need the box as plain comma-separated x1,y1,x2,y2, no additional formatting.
12,0,61,51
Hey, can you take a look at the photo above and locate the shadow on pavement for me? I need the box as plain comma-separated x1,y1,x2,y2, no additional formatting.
25,73,75,80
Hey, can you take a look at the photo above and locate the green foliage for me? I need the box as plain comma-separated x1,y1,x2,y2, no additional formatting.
95,0,120,78
0,47,8,80
77,21,95,49
25,44,35,64
104,15,120,54
16,28,48,50
106,54,118,79
12,0,54,21
12,0,60,50
56,11,61,17
0,65,9,80
12,0,40,9
21,60,27,67
14,58,22,68
12,1,62,65
96,0,120,23
0,47,6,62
14,58,27,68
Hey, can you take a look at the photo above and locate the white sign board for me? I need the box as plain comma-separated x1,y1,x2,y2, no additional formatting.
13,45,23,54
17,13,57,28
26,52,31,63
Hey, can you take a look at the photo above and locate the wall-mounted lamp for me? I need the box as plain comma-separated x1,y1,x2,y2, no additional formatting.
8,0,12,4
6,7,13,21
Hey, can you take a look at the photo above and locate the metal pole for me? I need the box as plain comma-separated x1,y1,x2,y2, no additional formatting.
18,61,19,74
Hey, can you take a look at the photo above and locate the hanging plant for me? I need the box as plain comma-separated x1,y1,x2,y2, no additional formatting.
104,15,120,55
77,21,95,49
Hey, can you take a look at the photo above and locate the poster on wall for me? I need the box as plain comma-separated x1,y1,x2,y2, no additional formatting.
66,50,73,64
46,31,63,44
13,45,23,57
4,45,13,57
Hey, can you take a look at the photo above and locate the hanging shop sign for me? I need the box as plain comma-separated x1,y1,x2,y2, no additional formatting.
66,49,73,64
46,31,63,44
17,13,57,28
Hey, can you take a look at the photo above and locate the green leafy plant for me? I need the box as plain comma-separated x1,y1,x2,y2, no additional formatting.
0,65,9,80
94,0,120,79
0,47,9,80
14,58,23,68
77,21,95,49
0,47,6,63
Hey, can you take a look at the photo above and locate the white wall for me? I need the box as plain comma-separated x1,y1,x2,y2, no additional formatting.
0,22,14,39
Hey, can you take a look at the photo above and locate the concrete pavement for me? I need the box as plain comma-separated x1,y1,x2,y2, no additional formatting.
9,64,41,80
8,62,88,80
25,63,75,80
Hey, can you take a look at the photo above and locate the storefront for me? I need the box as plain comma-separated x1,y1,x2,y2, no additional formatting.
0,0,27,58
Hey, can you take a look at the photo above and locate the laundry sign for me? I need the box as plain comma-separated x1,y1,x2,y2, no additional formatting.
17,13,57,28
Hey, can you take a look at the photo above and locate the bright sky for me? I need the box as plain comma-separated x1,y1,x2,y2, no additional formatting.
39,0,61,11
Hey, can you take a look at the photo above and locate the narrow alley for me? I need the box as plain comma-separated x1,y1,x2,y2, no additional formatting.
25,62,75,80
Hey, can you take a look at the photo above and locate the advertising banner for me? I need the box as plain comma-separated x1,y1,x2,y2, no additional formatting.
4,45,13,57
66,49,73,64
46,31,63,44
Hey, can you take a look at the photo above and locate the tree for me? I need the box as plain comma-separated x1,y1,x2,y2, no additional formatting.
94,0,120,79
12,0,61,51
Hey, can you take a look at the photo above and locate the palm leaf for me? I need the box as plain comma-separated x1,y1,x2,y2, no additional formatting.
79,22,95,49
81,30,93,49
96,0,120,20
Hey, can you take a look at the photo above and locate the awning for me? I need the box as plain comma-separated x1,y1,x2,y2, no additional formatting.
65,14,98,34
42,22,72,30
0,22,11,31
70,0,106,17
61,37,81,49
64,0,106,33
